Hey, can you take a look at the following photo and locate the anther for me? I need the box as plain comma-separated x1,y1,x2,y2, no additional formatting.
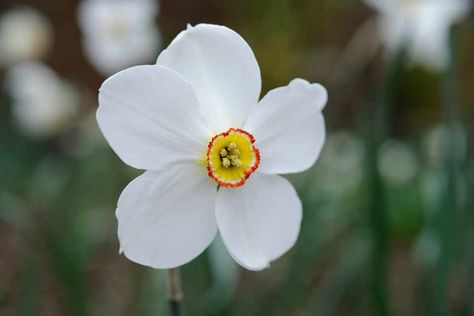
222,157,231,168
232,159,242,167
228,142,237,151
220,149,228,157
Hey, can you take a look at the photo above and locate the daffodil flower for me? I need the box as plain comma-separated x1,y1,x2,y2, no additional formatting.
365,0,471,70
97,24,327,271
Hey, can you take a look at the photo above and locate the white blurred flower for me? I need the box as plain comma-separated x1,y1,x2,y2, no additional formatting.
364,0,471,70
97,24,328,270
315,131,365,196
0,7,53,66
78,0,161,76
377,140,418,185
6,62,79,138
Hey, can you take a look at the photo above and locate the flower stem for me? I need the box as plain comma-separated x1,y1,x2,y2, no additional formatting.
366,44,407,316
167,268,183,316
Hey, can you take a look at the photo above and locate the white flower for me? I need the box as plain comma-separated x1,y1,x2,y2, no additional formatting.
97,24,327,271
6,62,79,138
78,0,161,76
364,0,471,70
0,7,53,67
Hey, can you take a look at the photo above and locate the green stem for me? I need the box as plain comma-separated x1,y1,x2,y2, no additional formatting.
432,26,461,316
167,268,183,316
367,45,407,316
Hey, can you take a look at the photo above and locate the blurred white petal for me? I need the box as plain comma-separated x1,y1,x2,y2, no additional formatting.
82,29,160,76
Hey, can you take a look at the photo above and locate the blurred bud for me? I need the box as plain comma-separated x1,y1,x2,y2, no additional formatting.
315,131,365,196
77,0,161,76
0,7,53,66
412,229,440,267
421,123,467,169
5,62,79,138
377,140,418,186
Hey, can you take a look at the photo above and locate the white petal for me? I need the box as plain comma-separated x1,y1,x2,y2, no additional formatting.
117,163,218,269
244,79,327,174
97,65,210,170
215,173,302,271
157,24,261,132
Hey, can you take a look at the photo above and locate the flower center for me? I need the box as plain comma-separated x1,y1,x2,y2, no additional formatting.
206,128,260,187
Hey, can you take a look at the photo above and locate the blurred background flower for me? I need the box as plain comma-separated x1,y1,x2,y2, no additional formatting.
377,139,418,186
77,0,161,76
0,0,473,315
5,62,79,138
0,6,53,67
364,0,472,70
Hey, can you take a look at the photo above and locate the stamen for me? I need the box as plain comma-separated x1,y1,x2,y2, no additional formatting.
222,157,231,168
232,158,242,167
206,128,260,187
228,142,237,151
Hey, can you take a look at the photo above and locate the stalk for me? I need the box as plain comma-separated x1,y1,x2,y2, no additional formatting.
167,268,183,316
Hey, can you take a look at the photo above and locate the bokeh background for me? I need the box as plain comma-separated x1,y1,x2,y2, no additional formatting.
1,0,473,315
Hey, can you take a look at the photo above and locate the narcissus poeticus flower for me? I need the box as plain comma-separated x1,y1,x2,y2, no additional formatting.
97,24,327,271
